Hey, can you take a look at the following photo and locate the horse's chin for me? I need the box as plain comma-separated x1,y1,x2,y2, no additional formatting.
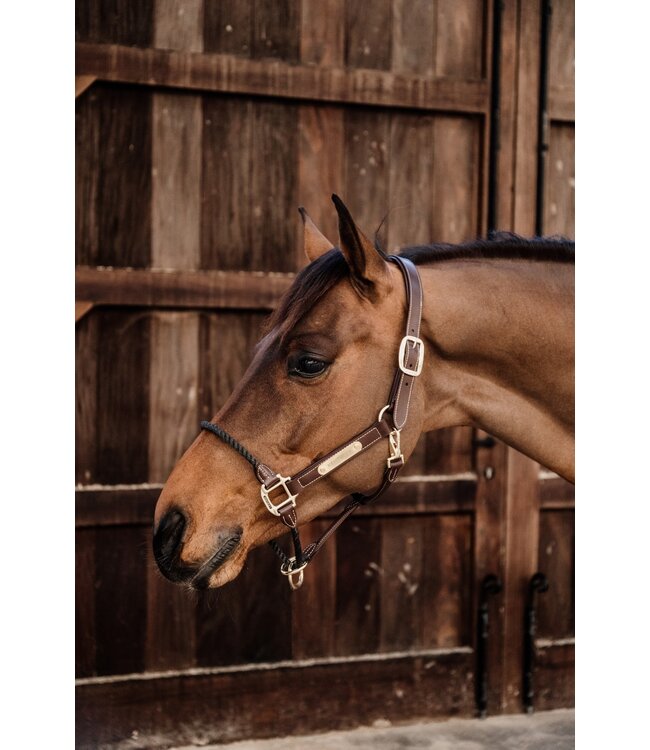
193,546,248,589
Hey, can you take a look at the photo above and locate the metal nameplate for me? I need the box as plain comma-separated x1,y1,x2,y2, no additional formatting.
317,441,363,476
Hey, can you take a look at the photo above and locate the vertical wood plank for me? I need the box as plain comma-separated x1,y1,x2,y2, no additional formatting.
76,89,100,266
386,113,433,252
96,85,153,268
148,313,200,483
344,108,391,242
203,0,252,56
291,520,338,659
94,526,149,675
345,0,393,70
549,0,575,92
431,115,480,242
300,0,345,66
392,0,435,75
297,105,344,265
76,529,97,677
76,0,154,46
96,311,151,484
420,515,473,648
250,100,299,272
151,93,203,269
252,0,301,62
76,315,98,485
154,0,204,52
379,517,424,651
424,426,475,475
334,518,382,655
201,97,253,270
544,124,575,238
435,0,485,78
537,510,575,638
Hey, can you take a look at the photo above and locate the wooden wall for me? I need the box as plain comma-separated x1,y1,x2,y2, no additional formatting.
75,1,574,747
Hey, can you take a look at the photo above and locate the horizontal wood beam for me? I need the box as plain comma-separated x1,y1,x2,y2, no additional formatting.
75,476,477,528
548,85,574,123
75,266,294,312
76,43,490,115
76,649,474,747
539,475,575,509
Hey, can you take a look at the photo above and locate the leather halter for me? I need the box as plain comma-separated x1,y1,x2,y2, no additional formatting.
201,255,424,589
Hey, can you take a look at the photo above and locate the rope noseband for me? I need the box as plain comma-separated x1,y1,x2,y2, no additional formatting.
200,256,424,589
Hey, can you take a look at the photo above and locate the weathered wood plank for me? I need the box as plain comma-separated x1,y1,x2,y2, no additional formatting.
75,267,294,310
533,641,575,710
544,123,575,237
435,0,485,79
154,0,204,52
76,0,154,46
392,0,435,76
537,510,575,638
76,650,474,748
345,0,392,71
203,0,252,56
76,529,97,677
151,93,202,269
539,474,575,508
548,0,574,93
148,313,200,482
300,0,344,66
549,85,574,122
252,0,300,62
76,315,98,484
76,43,490,114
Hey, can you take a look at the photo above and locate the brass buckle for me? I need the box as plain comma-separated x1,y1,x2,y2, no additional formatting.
398,335,424,376
260,474,297,517
387,429,404,469
280,557,308,590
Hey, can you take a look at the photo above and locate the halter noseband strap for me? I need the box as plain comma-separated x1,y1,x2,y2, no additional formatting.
200,255,424,589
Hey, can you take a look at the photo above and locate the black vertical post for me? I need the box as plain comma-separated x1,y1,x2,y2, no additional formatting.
487,0,504,237
523,572,549,713
535,0,553,235
475,574,503,717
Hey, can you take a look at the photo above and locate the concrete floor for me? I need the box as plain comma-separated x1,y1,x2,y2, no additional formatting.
174,709,574,750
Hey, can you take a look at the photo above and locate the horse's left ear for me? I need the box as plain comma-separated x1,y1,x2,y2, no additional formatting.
332,194,390,300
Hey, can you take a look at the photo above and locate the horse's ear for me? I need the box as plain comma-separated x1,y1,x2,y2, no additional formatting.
332,194,390,299
299,207,335,262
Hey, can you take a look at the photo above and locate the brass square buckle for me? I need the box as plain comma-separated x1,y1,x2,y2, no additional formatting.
398,335,424,376
260,474,297,517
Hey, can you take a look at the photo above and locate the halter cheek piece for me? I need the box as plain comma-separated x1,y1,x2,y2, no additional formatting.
200,256,424,589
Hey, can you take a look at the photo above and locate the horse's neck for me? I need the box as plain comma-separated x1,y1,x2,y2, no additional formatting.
417,260,575,481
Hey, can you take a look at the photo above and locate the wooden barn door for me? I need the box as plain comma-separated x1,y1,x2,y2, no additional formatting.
75,1,574,746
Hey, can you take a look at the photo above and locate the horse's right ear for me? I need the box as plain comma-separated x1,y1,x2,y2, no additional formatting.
299,207,335,262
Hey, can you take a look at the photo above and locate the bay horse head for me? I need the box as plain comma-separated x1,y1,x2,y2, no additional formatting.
153,196,428,589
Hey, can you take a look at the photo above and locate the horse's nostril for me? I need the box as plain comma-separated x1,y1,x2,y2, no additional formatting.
153,509,187,577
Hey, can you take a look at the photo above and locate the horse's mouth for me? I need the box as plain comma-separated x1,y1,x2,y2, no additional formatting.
190,532,242,589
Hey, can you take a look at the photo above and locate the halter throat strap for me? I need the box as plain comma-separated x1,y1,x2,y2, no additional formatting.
200,255,424,588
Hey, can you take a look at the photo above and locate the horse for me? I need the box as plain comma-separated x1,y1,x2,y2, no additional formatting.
153,194,574,591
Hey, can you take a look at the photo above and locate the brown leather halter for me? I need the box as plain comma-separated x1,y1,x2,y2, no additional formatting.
201,255,424,588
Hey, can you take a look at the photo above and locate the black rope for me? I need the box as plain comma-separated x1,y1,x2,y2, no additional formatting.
200,421,259,470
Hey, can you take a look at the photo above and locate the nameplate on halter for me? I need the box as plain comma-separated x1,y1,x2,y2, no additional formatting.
317,441,363,476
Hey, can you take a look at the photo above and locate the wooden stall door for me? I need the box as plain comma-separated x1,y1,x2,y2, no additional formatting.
76,1,574,746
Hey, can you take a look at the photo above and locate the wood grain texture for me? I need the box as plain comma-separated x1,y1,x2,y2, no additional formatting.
297,105,344,264
76,0,154,46
76,88,100,266
345,0,392,70
154,0,204,52
76,529,97,677
76,267,294,310
252,0,300,62
76,314,98,484
544,124,575,238
423,426,475,475
300,0,344,66
431,115,481,242
96,311,151,484
533,641,575,710
148,313,200,483
204,0,252,56
94,526,149,675
76,43,490,113
344,108,391,243
151,93,202,269
76,650,474,748
392,0,435,76
537,510,574,638
435,0,485,78
548,0,574,93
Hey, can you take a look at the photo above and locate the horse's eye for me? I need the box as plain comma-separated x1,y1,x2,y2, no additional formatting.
288,354,329,379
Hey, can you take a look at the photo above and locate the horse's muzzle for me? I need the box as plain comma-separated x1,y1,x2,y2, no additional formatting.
153,509,242,588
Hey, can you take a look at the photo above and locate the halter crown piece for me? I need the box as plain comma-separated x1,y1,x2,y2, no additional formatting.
200,255,424,589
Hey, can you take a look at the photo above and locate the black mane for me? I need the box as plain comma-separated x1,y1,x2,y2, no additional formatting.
265,233,574,338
